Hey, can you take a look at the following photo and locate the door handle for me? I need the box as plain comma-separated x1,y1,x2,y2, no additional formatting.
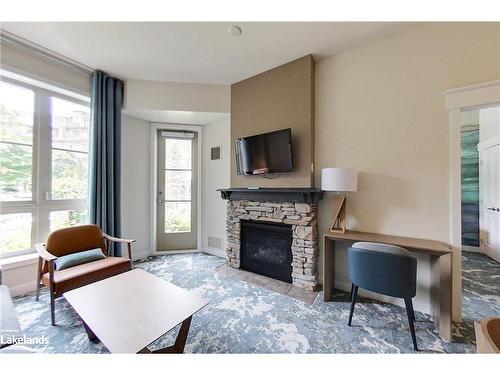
487,207,500,212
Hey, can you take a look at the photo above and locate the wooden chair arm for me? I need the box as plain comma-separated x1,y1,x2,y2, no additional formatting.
103,233,136,244
35,243,57,262
103,233,136,260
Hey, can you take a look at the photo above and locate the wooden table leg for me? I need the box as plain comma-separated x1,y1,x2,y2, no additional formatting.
82,321,99,343
145,316,192,354
430,253,452,341
323,236,335,301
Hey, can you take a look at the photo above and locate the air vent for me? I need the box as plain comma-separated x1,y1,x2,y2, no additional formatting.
211,146,221,160
208,236,222,249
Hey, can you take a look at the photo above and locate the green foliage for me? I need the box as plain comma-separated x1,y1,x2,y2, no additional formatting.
0,104,34,199
165,216,190,233
0,143,33,198
51,150,88,200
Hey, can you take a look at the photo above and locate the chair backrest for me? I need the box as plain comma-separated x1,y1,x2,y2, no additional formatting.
46,224,106,257
352,241,410,256
348,242,417,299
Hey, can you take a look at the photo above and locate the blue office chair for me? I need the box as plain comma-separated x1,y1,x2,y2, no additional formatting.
347,242,418,351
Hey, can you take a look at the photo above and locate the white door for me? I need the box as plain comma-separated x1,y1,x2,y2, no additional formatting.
157,131,197,251
479,141,500,262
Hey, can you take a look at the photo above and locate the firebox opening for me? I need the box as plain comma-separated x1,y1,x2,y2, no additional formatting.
240,220,293,283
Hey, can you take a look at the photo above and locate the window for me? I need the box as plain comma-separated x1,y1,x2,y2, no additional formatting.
164,138,192,233
0,75,90,258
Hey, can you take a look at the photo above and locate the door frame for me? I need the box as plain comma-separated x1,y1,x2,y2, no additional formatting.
149,123,203,254
445,79,500,321
477,135,500,261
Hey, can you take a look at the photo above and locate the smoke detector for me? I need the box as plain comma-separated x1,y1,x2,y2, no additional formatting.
228,25,242,37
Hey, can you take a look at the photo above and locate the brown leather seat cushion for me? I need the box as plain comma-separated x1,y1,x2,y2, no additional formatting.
42,257,131,297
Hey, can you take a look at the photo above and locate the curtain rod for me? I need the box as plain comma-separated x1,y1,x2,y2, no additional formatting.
0,29,94,75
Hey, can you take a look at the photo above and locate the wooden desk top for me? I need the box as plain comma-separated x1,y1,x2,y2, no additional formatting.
324,230,452,256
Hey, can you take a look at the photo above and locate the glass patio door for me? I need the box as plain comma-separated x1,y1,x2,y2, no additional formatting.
156,131,197,251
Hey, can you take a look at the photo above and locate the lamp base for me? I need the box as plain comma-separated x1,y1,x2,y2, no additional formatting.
329,195,346,234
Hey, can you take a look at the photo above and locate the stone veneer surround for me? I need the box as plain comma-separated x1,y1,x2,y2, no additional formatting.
226,200,319,291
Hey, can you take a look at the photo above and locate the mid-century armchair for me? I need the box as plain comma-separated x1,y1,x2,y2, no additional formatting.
35,224,136,325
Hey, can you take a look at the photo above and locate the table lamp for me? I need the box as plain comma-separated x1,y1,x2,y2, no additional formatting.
321,167,358,233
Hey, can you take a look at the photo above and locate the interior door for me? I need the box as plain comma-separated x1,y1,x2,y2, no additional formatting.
157,131,197,251
479,142,500,262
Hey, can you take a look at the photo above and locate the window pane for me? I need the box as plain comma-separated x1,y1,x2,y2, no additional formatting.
165,138,191,169
51,97,90,152
49,209,88,233
165,202,191,233
0,213,32,256
0,81,34,145
0,142,33,201
51,149,88,200
165,170,191,200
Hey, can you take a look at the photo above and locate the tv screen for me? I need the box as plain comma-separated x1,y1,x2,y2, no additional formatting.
235,128,293,175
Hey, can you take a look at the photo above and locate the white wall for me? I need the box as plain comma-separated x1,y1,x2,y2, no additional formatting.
120,115,230,258
125,79,230,113
479,106,500,142
315,22,500,316
202,118,231,257
121,115,151,259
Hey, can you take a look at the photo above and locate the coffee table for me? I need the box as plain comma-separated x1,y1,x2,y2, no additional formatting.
63,269,207,353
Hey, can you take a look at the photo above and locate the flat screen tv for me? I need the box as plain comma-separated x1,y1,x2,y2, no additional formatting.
235,128,293,175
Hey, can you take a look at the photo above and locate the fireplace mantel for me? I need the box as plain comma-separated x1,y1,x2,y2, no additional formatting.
218,188,323,204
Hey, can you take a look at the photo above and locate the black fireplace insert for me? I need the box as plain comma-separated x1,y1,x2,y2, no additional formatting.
240,220,293,283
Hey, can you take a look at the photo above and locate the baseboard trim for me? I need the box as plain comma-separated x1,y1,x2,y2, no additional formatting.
202,247,226,258
462,246,482,253
131,249,152,261
9,281,37,297
150,249,200,256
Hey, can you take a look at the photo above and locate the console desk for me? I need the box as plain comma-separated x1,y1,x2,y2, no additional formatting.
323,230,453,341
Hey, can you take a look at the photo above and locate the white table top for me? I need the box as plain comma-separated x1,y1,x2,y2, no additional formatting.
64,269,207,353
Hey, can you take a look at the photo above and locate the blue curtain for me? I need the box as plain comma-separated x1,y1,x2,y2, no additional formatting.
89,70,124,256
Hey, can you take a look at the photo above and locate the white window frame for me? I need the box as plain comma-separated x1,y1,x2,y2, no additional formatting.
0,74,91,259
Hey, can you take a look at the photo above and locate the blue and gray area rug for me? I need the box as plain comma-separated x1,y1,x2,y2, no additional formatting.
9,251,500,353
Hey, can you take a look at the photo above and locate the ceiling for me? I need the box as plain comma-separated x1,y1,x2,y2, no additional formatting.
1,22,415,84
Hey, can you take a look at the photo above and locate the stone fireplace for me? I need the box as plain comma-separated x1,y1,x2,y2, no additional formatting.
219,188,323,291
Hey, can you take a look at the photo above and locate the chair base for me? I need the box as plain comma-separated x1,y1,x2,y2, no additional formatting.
347,283,418,351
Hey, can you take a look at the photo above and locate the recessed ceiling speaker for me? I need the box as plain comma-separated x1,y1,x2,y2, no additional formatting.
228,25,242,37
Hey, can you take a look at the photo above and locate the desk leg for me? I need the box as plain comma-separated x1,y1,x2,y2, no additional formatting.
430,253,452,341
141,316,192,354
323,236,335,302
82,321,99,343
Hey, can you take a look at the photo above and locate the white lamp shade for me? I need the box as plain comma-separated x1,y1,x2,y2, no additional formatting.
321,168,358,192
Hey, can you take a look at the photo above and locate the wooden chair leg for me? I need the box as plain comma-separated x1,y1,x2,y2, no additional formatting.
36,258,43,301
349,283,354,301
348,284,358,326
404,298,418,351
50,292,56,326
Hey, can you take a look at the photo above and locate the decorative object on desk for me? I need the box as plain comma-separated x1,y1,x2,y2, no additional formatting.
321,167,358,233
